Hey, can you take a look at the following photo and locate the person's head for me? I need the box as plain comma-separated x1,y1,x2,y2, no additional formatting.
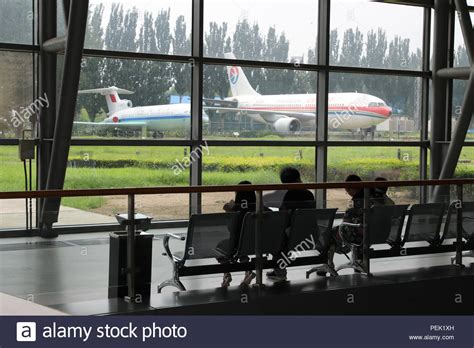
374,176,389,195
280,167,302,184
345,174,362,197
235,181,256,210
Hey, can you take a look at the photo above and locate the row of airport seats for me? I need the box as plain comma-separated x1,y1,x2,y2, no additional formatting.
158,202,474,293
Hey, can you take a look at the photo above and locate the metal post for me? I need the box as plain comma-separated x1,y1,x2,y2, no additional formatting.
38,0,57,213
433,0,474,193
40,0,90,236
126,194,137,302
189,0,204,216
362,187,371,276
254,190,264,287
316,0,330,209
420,6,431,204
430,0,451,197
433,0,474,202
455,184,464,267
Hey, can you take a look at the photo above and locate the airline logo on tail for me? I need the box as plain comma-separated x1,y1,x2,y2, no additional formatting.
229,66,239,85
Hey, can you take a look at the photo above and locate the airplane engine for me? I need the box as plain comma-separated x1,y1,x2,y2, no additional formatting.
273,117,301,133
122,99,133,108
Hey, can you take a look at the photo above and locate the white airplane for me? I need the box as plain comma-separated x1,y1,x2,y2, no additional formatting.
75,87,209,138
206,53,393,133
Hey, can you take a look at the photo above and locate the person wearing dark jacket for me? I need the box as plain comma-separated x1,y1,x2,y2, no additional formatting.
218,181,257,287
266,167,316,282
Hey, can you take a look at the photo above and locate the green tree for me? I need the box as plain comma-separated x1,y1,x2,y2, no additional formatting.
204,22,231,99
0,0,32,43
261,27,292,94
232,20,264,92
78,4,106,122
135,9,172,106
172,15,191,102
337,28,364,93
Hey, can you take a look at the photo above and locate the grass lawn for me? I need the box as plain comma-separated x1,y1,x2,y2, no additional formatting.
1,144,473,210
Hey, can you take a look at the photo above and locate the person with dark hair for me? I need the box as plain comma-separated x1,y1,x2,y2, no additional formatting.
217,181,257,287
223,180,256,213
279,167,316,211
266,167,316,282
372,177,395,206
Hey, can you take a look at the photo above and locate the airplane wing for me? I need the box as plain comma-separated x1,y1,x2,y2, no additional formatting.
203,98,238,108
203,106,315,122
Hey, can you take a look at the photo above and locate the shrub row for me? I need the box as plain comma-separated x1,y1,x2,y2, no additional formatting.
66,156,433,181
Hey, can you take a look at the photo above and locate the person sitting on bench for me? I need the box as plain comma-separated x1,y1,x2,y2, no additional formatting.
321,174,396,275
217,181,258,287
317,174,366,275
266,167,316,282
372,176,395,206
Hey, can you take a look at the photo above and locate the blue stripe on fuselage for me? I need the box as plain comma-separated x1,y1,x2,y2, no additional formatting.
118,115,190,123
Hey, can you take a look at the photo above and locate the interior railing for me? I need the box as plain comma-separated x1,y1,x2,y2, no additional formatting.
1,178,473,302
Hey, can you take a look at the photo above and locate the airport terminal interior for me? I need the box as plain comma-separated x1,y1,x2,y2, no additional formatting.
0,0,473,315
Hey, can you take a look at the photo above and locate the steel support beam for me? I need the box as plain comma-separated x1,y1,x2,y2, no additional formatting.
420,6,431,203
433,0,474,201
372,0,434,7
456,0,474,62
316,0,330,209
40,0,90,237
430,0,451,197
43,35,67,53
63,0,71,27
38,0,57,206
189,0,204,216
437,67,471,79
434,77,474,180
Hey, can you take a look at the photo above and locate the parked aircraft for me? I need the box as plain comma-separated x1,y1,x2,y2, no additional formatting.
75,87,209,138
205,52,393,134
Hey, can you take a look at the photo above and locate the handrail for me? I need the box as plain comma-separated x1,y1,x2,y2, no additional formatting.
0,178,473,200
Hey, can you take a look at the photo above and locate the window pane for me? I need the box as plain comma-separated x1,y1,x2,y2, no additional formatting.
202,146,315,212
60,146,190,225
456,148,474,201
0,51,34,139
0,0,34,44
329,73,422,141
204,0,318,63
330,0,423,70
454,12,473,67
328,147,420,210
84,0,191,55
0,145,36,230
203,64,317,140
75,57,191,139
452,80,474,141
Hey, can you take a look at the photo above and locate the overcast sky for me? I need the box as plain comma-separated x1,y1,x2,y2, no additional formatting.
91,0,468,58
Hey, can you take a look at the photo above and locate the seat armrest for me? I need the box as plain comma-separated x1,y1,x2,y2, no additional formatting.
166,233,186,241
163,233,186,264
340,222,362,228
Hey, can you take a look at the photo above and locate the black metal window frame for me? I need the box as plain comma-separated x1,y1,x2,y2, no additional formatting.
1,0,473,235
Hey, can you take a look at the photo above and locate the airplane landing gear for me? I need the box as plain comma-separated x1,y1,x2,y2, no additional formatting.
360,126,376,140
152,131,164,139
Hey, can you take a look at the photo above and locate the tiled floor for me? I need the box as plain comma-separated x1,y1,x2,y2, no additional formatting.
0,229,469,307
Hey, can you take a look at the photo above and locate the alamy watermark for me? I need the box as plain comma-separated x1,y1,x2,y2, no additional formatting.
172,141,210,175
277,235,317,269
10,92,49,128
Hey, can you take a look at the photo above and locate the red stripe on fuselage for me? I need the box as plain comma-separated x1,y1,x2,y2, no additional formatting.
237,105,392,118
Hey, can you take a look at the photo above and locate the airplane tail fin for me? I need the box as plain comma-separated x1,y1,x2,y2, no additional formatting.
224,52,259,97
78,86,134,114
